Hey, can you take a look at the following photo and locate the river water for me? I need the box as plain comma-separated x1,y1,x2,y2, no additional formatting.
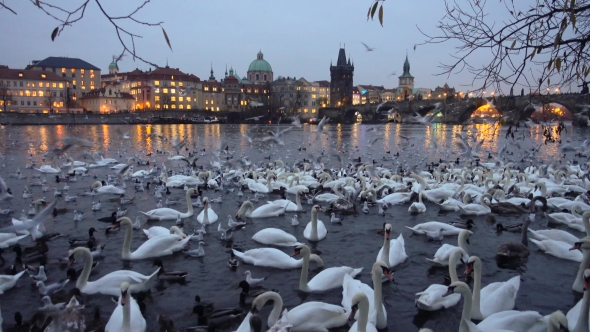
0,123,585,331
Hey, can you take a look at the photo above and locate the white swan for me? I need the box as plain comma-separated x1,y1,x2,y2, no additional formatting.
444,281,546,332
530,238,583,262
91,181,125,195
231,248,323,269
416,248,463,311
197,197,219,224
252,228,300,247
270,189,305,212
246,291,350,332
437,192,472,212
0,270,25,294
35,158,61,174
458,193,492,216
376,192,413,205
105,282,146,332
566,269,590,331
140,189,195,221
572,238,590,293
427,229,471,266
405,221,468,236
236,200,287,219
465,255,520,320
69,247,159,296
342,262,392,329
118,217,192,260
376,223,407,268
303,205,327,241
142,226,187,239
408,191,426,213
347,292,378,332
293,244,363,292
528,228,579,244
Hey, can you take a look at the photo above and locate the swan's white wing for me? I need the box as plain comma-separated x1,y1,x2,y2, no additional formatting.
132,234,185,258
480,276,520,317
477,310,544,332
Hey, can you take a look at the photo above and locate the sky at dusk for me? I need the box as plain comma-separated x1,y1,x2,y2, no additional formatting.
0,0,525,92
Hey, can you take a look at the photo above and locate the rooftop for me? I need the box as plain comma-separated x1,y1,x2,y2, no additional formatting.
29,57,100,70
0,67,69,81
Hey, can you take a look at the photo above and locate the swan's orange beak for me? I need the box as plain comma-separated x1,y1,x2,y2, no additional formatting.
383,269,394,282
570,242,582,251
464,263,474,276
348,304,358,321
385,229,390,241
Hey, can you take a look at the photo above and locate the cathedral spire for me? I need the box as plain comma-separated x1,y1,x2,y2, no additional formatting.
209,63,215,81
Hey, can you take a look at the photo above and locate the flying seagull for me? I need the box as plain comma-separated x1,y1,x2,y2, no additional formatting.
361,42,375,52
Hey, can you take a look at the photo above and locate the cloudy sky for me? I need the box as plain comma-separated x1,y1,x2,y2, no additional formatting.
1,0,513,91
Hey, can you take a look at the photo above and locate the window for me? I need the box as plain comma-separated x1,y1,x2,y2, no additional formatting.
73,80,77,86
204,86,209,91
25,90,30,96
21,101,24,105
61,68,66,73
216,107,219,111
312,109,316,113
154,88,160,93
39,91,44,97
312,94,316,99
211,100,214,105
154,81,160,86
163,88,168,93
155,96,160,101
27,101,30,106
90,81,94,86
60,101,63,106
171,96,176,101
256,74,259,81
206,107,209,111
81,69,84,74
19,82,23,87
205,100,208,105
304,109,308,113
156,104,161,109
178,82,183,87
213,87,217,92
90,70,94,78
186,97,191,102
33,101,37,106
59,83,63,88
171,89,176,94
71,68,75,74
52,83,56,88
187,105,191,109
81,81,85,86
171,82,176,86
179,104,184,109
264,74,267,81
178,96,183,102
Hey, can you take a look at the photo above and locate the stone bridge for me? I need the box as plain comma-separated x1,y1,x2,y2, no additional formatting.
319,93,589,124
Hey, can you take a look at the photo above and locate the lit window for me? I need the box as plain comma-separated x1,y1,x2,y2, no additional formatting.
205,100,208,105
216,107,219,111
178,82,183,87
254,89,258,93
179,104,184,109
90,81,95,86
312,109,316,113
72,80,76,86
171,89,176,94
213,87,217,92
155,96,160,101
39,91,44,97
178,96,183,102
154,81,159,86
171,96,176,101
25,90,30,96
171,82,176,86
61,68,66,73
41,74,46,79
60,101,63,106
19,91,23,96
206,107,209,111
186,97,191,102
171,104,176,109
59,83,63,88
211,100,214,105
204,86,209,91
154,88,159,93
163,88,168,93
312,94,316,98
71,68,75,73
304,109,308,113
81,69,85,74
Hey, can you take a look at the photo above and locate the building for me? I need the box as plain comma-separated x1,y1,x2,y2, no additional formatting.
352,87,360,105
271,76,318,119
247,51,273,84
221,67,271,112
80,82,135,113
432,83,456,99
397,54,414,99
313,80,330,107
330,48,354,107
356,85,385,104
102,65,201,111
27,56,101,106
0,66,68,113
201,66,223,111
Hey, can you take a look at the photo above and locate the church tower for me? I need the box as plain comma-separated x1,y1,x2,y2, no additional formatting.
330,47,354,107
398,54,414,96
108,56,119,75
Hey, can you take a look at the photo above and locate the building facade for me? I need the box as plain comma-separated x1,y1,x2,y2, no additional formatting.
102,66,201,111
0,66,68,113
80,82,135,113
247,51,273,84
271,76,319,119
330,48,354,107
27,57,101,106
313,80,330,108
356,85,385,104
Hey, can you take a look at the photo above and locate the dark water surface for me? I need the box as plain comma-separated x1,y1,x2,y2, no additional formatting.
0,123,585,331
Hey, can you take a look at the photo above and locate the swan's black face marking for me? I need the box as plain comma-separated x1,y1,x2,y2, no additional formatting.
442,285,456,297
464,262,474,276
466,238,470,245
291,248,301,257
584,274,590,291
570,242,582,251
348,302,359,321
380,265,394,281
68,254,76,266
120,289,128,306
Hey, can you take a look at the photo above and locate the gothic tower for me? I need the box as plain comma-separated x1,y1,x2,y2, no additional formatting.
330,47,354,107
398,54,414,95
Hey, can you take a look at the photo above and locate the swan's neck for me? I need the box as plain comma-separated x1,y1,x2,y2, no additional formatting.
122,223,133,259
77,250,93,289
480,195,490,210
185,190,193,215
299,252,310,291
203,203,209,223
584,215,590,237
458,236,469,257
357,299,370,332
372,266,385,325
575,285,590,332
265,292,283,327
574,249,590,292
122,294,131,332
472,262,483,318
295,191,302,211
380,235,390,267
448,253,460,283
459,288,473,330
418,191,423,204
310,210,318,239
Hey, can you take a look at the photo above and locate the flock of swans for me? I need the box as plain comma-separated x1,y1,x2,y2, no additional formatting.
0,122,588,332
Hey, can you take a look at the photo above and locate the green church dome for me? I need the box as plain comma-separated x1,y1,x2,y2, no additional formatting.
248,51,272,73
108,61,118,69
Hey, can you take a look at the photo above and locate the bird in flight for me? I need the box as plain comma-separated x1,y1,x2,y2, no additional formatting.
361,42,375,52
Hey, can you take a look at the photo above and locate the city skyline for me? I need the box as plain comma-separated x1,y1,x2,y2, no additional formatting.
0,1,492,91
